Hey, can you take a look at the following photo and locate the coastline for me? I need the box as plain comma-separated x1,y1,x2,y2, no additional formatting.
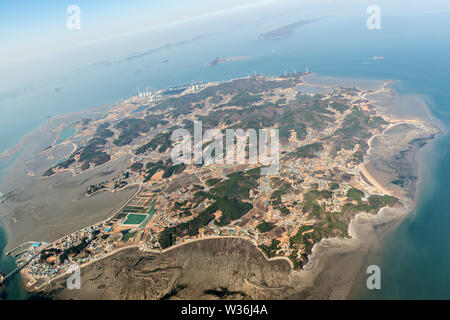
289,77,441,299
318,81,443,298
30,206,410,300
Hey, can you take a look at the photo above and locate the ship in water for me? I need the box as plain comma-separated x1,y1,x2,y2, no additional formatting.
0,192,4,204
362,56,385,65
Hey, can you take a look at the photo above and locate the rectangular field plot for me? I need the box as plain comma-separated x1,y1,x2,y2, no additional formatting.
123,213,147,225
141,206,157,228
122,206,148,213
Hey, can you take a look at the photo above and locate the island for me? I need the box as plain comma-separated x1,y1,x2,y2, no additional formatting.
0,72,439,299
208,56,250,67
258,18,321,40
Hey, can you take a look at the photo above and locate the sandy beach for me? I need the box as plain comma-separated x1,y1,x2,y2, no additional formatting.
300,78,441,299
288,78,440,299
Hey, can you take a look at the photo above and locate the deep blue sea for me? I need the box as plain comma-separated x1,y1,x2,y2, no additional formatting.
1,10,450,299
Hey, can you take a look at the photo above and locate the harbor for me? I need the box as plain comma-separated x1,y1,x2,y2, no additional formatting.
0,225,29,299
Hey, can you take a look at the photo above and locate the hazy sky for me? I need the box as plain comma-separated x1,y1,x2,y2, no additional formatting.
1,0,449,85
0,0,271,65
2,0,450,65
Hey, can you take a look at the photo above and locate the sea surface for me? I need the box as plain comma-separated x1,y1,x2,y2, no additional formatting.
1,9,450,299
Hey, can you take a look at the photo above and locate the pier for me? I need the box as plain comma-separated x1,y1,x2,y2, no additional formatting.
5,241,37,256
2,251,41,284
2,241,45,285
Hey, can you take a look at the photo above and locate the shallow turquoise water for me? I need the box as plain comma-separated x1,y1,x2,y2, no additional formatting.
55,127,76,145
351,130,450,299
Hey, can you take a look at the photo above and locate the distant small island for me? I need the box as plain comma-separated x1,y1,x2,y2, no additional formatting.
259,18,321,40
208,56,250,67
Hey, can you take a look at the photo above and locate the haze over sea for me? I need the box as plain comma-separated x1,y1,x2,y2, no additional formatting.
2,1,450,299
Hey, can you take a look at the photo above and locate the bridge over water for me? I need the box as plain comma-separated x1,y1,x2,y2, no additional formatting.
1,241,45,285
2,251,40,284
